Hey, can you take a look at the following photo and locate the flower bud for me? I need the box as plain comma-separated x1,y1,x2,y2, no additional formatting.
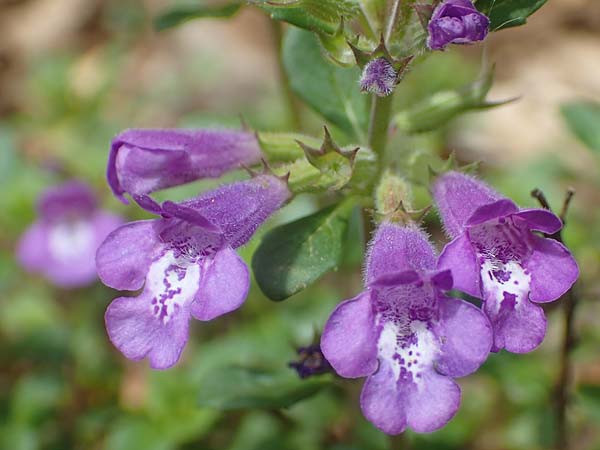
108,129,263,203
427,0,489,51
360,58,398,97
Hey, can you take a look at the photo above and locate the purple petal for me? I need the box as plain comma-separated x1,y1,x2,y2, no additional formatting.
178,174,290,248
405,370,461,433
432,171,503,238
479,257,547,353
321,291,378,378
105,250,202,369
360,319,461,434
133,194,164,214
430,269,453,291
365,223,436,284
18,215,114,288
466,199,519,227
526,235,578,303
161,201,220,233
108,129,263,202
514,209,562,235
37,180,97,220
191,247,250,321
434,296,492,377
484,294,547,353
96,220,164,291
91,211,126,247
17,222,49,273
438,235,483,298
433,0,479,18
105,294,191,370
462,12,490,41
369,270,420,288
427,0,489,50
360,359,409,434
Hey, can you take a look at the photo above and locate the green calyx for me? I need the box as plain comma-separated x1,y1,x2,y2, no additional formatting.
268,127,377,195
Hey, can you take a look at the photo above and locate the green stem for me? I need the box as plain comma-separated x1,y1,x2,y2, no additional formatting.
363,92,395,243
367,94,394,161
270,20,303,130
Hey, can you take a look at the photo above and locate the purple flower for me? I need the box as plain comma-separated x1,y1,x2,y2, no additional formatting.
360,58,398,97
108,129,263,206
321,223,492,434
97,174,290,369
16,181,123,288
427,0,490,51
432,171,579,353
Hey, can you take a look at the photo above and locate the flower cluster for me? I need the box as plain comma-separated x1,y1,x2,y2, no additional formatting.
321,171,578,434
93,123,578,430
98,128,289,369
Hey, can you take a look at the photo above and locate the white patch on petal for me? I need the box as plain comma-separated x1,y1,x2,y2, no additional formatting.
147,250,200,324
377,319,441,392
480,259,530,315
48,220,94,263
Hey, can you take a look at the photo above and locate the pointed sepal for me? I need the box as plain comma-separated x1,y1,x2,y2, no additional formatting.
295,127,359,189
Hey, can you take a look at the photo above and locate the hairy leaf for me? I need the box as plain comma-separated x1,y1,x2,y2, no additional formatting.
252,199,356,301
154,1,242,31
282,28,368,139
476,0,548,30
256,0,359,34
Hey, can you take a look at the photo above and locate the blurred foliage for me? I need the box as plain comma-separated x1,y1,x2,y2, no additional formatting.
1,0,599,449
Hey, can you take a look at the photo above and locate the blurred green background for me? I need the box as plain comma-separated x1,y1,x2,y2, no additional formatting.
1,1,599,449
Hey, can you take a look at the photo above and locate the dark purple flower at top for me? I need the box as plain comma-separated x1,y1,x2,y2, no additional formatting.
108,128,263,206
427,0,490,51
97,174,290,369
16,181,124,288
432,171,579,353
360,58,398,97
321,222,492,434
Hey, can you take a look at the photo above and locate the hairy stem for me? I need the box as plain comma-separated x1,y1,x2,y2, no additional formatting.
367,94,394,159
363,92,395,245
270,20,302,130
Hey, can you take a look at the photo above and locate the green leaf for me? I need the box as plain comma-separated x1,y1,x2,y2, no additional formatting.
154,1,242,31
392,66,512,134
476,0,548,30
256,0,359,35
282,28,368,140
198,366,331,410
561,101,600,153
253,199,356,301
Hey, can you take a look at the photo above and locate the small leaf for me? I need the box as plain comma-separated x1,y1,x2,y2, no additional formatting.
256,0,360,34
392,66,514,134
154,1,242,31
476,0,548,31
197,366,331,410
253,199,356,301
561,101,600,153
282,28,368,140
